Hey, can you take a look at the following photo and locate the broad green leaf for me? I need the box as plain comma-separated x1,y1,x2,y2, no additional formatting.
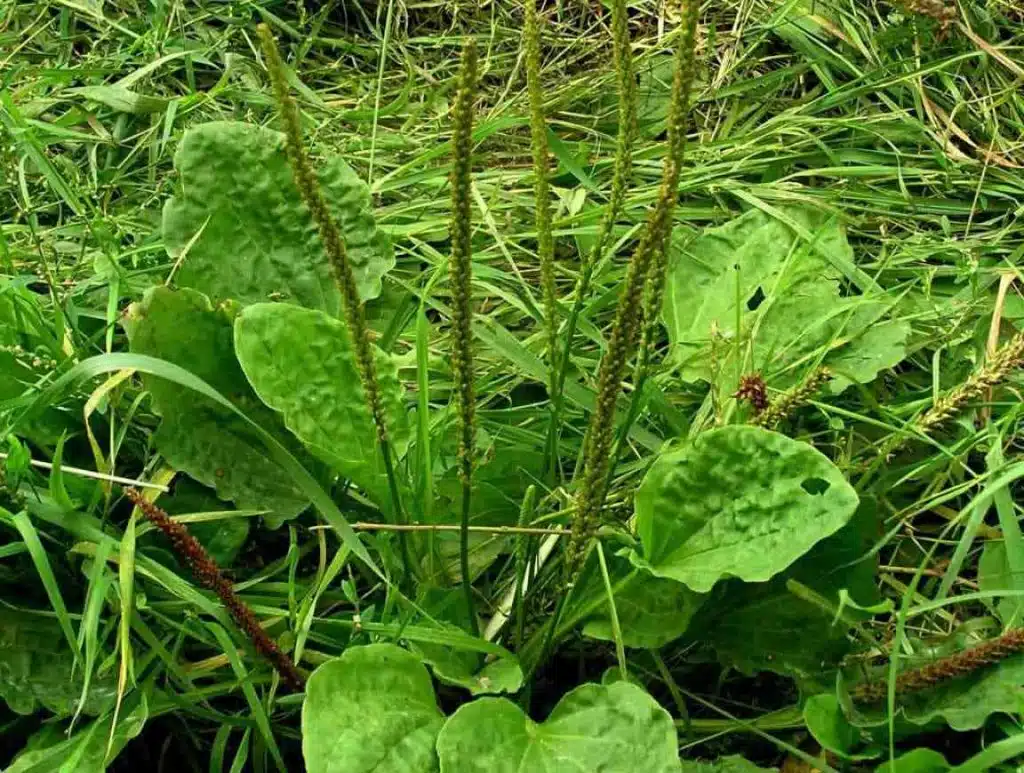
804,694,866,760
875,749,949,773
851,652,1024,732
302,644,443,773
690,502,879,684
580,552,704,649
436,681,678,773
633,426,858,592
680,756,778,772
0,608,115,716
662,207,908,394
412,589,523,695
17,352,381,575
163,121,392,311
124,286,308,522
6,693,148,773
234,302,410,511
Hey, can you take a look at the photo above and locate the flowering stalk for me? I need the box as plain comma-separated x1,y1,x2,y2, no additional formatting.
547,0,637,480
854,627,1024,703
565,0,700,579
877,331,1024,461
752,368,831,430
449,39,480,635
257,26,410,567
125,488,304,691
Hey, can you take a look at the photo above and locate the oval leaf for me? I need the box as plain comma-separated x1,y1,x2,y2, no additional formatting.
634,426,858,592
123,287,309,523
302,644,443,773
436,681,678,773
234,302,410,511
163,121,393,311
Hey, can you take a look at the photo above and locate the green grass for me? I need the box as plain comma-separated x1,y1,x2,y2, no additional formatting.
2,0,1024,770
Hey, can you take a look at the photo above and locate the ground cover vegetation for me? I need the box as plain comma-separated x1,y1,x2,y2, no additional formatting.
2,0,1024,770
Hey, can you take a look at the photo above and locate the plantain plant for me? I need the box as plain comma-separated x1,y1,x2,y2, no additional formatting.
8,0,1024,771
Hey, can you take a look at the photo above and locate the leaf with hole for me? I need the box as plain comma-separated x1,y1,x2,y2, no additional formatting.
302,644,443,773
234,302,410,513
123,286,309,522
632,425,858,593
662,206,908,394
435,681,679,773
163,121,392,311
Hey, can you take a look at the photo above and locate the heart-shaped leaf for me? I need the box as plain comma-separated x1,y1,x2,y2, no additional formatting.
123,286,308,521
435,681,678,773
634,426,858,593
302,644,443,773
234,302,410,511
163,121,393,311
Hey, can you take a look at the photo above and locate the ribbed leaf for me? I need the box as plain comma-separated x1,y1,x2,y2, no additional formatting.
302,644,443,773
163,121,392,311
633,426,858,593
436,682,678,773
124,286,308,522
233,302,410,512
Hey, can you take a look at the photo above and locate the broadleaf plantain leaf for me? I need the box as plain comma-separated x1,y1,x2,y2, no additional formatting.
302,644,443,773
435,681,678,773
690,502,880,685
233,302,410,512
680,756,778,773
0,608,116,717
163,121,392,311
124,286,308,522
662,206,908,395
633,426,858,593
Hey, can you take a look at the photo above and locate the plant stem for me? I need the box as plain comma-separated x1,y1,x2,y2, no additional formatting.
545,0,637,483
449,39,481,637
524,0,557,402
564,1,700,581
257,25,413,574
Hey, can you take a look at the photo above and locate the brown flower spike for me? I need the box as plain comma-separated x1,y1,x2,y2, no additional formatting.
854,627,1024,703
125,488,305,691
735,373,769,414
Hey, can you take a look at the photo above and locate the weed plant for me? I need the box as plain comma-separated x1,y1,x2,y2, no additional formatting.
2,1,1024,771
